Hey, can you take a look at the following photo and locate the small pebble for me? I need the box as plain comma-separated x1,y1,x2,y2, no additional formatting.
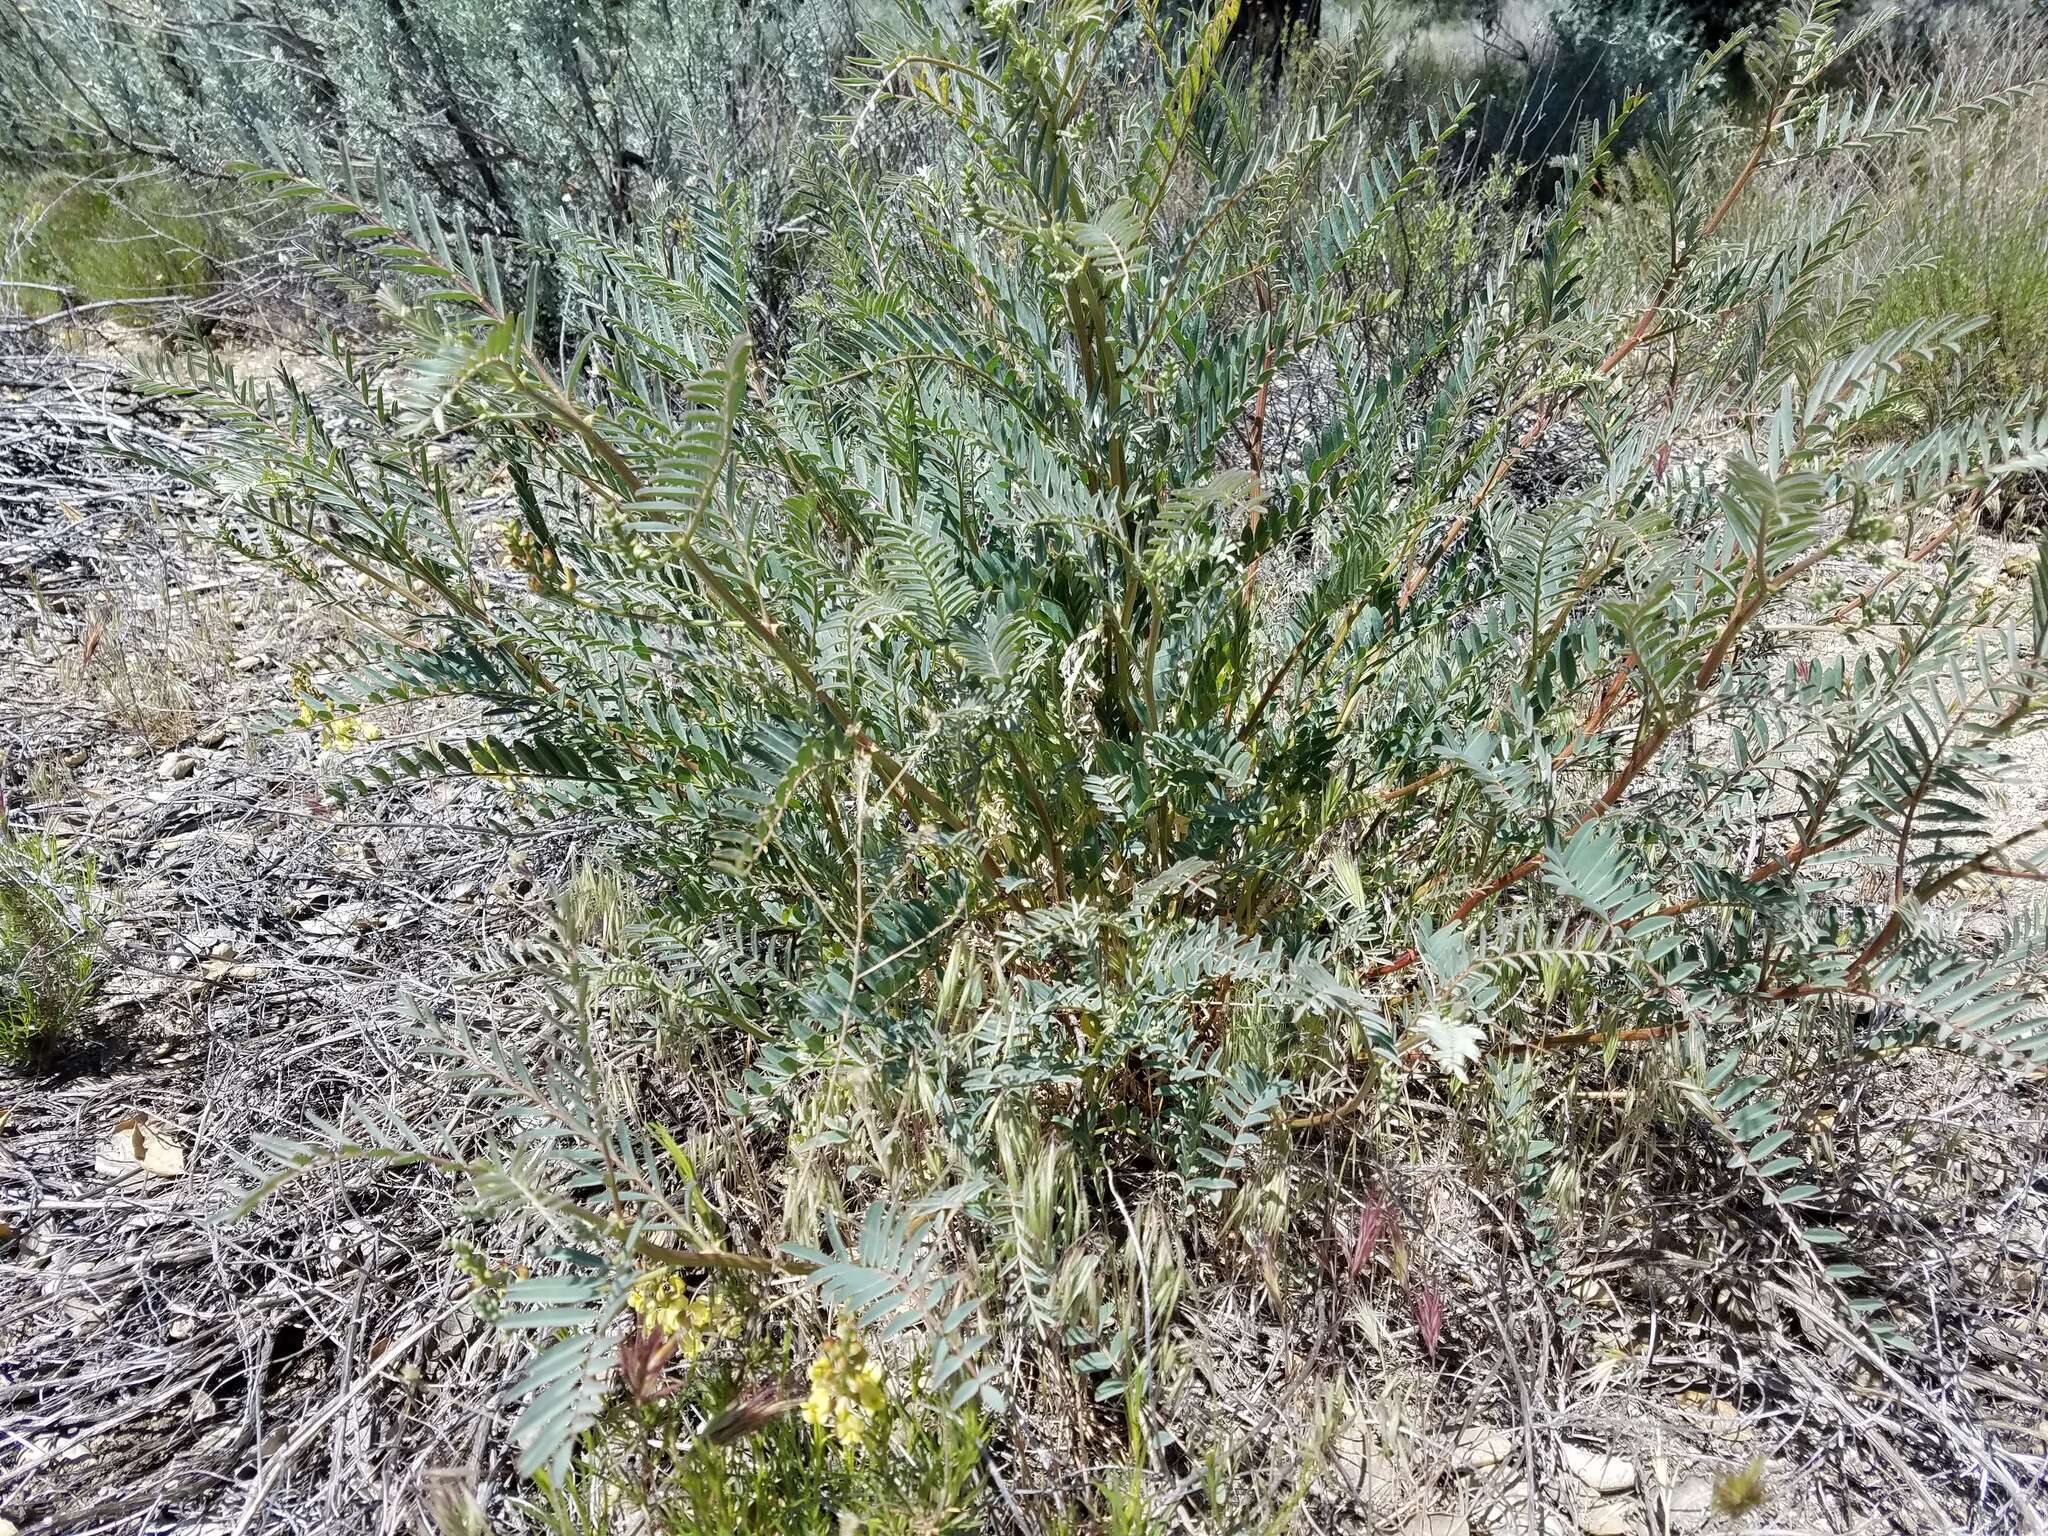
1454,1429,1515,1471
1578,1500,1636,1535
1561,1444,1636,1494
1663,1477,1715,1529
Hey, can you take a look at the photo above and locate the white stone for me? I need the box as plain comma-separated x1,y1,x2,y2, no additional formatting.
1560,1444,1636,1494
1662,1476,1716,1530
1455,1429,1517,1471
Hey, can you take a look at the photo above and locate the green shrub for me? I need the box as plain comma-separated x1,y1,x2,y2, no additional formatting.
0,166,223,323
0,835,104,1069
1585,3,2048,433
1401,0,1744,170
208,0,2048,1521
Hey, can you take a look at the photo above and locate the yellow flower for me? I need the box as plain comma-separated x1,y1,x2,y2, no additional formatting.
624,1270,739,1362
800,1326,886,1450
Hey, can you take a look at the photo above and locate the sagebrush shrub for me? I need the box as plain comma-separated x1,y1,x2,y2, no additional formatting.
201,0,2048,1509
0,0,852,263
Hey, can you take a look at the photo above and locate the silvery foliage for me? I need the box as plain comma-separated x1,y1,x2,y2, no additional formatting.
1,0,860,236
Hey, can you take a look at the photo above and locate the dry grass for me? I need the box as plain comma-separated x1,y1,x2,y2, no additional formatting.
0,352,544,1533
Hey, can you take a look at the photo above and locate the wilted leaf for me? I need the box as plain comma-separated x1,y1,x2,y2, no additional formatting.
96,1114,185,1180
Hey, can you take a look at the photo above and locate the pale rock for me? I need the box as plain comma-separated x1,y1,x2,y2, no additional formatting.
299,900,374,936
1662,1476,1716,1531
107,973,170,1005
1560,1444,1636,1494
1455,1428,1516,1471
1568,1274,1610,1305
1578,1499,1638,1535
1479,1489,1571,1536
1327,1415,1399,1492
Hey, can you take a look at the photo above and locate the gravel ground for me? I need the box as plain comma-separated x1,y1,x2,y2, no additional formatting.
0,350,568,1534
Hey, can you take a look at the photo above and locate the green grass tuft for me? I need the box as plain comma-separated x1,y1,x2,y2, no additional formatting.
0,834,105,1069
1867,196,2048,414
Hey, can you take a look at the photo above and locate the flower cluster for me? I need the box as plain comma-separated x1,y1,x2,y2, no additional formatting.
624,1270,740,1362
800,1326,885,1450
295,700,381,751
502,520,576,594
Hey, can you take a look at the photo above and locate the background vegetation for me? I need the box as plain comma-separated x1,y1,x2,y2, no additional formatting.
4,0,2047,1532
